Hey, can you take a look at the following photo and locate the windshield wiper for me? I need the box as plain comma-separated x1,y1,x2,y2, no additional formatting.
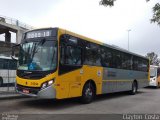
30,38,46,62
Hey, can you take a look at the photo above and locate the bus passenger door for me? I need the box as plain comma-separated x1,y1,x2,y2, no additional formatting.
65,45,82,97
59,37,82,98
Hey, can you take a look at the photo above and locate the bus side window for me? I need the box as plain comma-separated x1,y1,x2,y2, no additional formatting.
112,50,122,69
84,42,101,66
142,60,148,72
100,47,112,67
60,44,82,66
60,44,65,65
9,60,17,70
0,60,3,69
4,61,9,69
133,57,138,71
116,52,122,69
138,58,148,72
65,46,82,65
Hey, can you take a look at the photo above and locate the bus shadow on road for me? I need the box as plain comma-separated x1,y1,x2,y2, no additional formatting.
20,90,146,110
94,90,145,103
20,97,83,110
144,86,159,89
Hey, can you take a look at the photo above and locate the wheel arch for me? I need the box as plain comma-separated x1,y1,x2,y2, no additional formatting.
82,79,97,94
133,79,138,89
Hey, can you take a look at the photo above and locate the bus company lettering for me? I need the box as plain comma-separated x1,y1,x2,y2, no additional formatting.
107,71,116,77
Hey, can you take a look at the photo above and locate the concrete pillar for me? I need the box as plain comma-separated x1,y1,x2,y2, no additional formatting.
16,29,24,44
5,31,11,43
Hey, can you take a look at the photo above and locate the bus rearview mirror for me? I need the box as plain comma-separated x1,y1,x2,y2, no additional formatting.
11,44,20,61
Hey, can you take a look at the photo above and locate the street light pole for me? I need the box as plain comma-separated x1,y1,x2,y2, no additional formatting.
127,29,131,51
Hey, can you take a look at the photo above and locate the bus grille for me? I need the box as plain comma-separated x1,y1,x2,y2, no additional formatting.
17,70,52,80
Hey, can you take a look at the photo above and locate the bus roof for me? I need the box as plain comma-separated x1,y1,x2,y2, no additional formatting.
25,27,149,60
0,56,17,60
150,65,159,68
0,56,12,59
58,28,148,60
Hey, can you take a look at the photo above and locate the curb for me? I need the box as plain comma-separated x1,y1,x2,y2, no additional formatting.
0,93,28,100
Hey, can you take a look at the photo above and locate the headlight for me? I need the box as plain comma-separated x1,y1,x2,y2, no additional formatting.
48,80,54,85
42,83,47,89
41,79,54,89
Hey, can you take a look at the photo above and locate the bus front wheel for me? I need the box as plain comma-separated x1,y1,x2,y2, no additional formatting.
81,82,95,104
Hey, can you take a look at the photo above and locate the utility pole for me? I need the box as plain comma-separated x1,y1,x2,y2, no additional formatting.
127,29,131,51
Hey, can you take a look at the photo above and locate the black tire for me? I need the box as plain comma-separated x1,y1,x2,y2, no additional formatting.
155,85,158,89
81,82,95,104
130,81,137,95
0,77,3,87
158,82,160,88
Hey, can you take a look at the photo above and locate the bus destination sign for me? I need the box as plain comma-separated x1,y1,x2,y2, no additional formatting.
26,30,52,39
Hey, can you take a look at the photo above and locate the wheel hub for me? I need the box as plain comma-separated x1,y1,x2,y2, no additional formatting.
85,88,93,97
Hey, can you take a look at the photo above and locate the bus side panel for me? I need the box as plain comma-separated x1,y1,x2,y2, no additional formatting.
0,70,16,84
102,68,148,94
55,78,70,99
102,68,132,94
56,65,103,99
135,71,149,88
57,68,81,99
9,70,16,83
81,65,103,95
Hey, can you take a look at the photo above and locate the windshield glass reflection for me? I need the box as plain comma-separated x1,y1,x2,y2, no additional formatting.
18,40,57,71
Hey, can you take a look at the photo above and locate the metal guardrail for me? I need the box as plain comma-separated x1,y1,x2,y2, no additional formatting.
0,15,34,30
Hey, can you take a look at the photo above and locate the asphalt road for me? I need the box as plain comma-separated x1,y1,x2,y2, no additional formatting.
0,87,160,120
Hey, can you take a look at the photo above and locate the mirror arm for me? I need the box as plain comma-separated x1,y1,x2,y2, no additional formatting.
11,44,20,61
11,55,18,61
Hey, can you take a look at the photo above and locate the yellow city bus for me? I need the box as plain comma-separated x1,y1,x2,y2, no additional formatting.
12,28,149,103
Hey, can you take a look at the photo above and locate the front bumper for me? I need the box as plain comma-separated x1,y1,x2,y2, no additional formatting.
149,81,157,87
16,84,56,99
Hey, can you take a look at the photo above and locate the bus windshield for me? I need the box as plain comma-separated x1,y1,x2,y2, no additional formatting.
150,68,156,78
18,40,57,71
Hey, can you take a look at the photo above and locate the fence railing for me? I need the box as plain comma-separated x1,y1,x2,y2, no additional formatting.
0,15,34,30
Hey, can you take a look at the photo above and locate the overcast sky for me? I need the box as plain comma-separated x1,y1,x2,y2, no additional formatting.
0,0,160,56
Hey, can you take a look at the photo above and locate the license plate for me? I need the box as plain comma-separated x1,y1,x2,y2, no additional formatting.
23,89,29,94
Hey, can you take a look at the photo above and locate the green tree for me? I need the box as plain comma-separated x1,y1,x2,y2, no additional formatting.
99,0,160,25
146,52,160,65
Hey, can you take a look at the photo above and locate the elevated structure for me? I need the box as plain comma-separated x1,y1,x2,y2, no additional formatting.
0,41,17,56
0,15,34,56
0,15,34,43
